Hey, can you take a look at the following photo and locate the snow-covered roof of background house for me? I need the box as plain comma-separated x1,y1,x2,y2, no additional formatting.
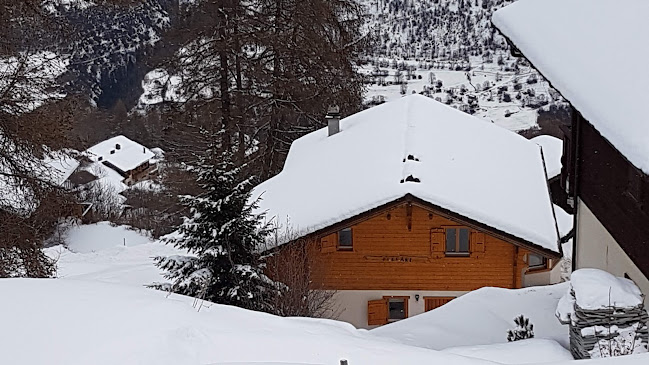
87,135,154,173
251,95,559,253
44,151,80,186
532,135,563,179
493,0,649,174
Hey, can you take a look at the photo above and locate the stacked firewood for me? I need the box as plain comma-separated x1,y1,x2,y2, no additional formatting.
568,289,649,359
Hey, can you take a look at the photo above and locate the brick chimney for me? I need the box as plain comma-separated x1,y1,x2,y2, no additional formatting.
326,106,340,137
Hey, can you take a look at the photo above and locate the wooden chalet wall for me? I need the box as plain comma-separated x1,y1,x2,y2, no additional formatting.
572,114,649,278
308,204,531,291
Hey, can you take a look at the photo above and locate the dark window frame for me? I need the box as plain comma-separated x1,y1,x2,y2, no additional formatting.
337,227,353,251
383,296,408,321
527,253,548,270
444,227,471,256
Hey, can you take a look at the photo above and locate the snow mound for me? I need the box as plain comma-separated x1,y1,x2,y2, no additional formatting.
443,339,573,364
0,279,496,365
371,283,569,350
570,269,644,310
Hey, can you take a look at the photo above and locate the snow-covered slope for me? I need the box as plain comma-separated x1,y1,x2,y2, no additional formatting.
46,222,183,287
359,0,563,131
443,339,573,364
371,283,570,349
0,279,494,365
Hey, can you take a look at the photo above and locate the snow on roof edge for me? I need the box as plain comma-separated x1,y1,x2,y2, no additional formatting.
492,1,649,174
262,191,561,257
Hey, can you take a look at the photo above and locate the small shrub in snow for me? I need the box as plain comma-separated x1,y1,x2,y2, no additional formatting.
507,315,535,342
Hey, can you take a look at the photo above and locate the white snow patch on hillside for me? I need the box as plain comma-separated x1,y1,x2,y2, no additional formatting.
371,283,569,350
443,339,573,364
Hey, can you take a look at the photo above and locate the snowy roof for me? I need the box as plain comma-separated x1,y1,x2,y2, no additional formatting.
251,95,559,254
493,0,649,174
87,135,154,172
532,135,562,179
44,151,80,186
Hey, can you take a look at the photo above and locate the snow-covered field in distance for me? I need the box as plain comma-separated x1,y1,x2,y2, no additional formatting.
361,54,559,132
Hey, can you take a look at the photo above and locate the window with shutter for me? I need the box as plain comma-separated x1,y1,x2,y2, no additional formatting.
445,227,470,256
367,298,388,326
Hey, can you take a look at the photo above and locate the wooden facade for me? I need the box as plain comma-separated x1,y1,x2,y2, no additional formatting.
266,195,560,327
564,110,649,278
309,203,543,291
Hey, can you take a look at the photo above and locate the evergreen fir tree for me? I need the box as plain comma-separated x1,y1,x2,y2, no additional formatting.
507,315,535,342
151,147,272,312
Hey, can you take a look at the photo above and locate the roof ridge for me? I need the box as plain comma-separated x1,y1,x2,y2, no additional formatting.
399,97,422,185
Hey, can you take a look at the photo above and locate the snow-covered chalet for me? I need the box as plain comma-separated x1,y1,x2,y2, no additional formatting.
494,0,649,304
85,135,157,186
251,94,563,328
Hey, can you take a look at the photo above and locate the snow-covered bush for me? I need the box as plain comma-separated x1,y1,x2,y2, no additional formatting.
507,315,535,342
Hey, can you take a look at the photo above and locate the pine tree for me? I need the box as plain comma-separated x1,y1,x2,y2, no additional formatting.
507,315,535,342
151,147,273,311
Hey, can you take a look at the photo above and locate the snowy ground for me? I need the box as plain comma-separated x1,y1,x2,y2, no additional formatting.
1,279,496,365
18,223,646,364
45,222,184,286
372,284,570,350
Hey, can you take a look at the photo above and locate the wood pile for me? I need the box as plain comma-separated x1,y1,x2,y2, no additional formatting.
568,289,649,359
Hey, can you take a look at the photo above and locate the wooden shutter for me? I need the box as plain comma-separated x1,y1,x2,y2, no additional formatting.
472,232,485,256
368,298,388,326
320,234,336,254
430,228,445,258
424,297,455,312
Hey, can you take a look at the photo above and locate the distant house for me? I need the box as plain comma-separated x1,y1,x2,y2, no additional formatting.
251,95,563,328
86,135,157,186
494,0,649,303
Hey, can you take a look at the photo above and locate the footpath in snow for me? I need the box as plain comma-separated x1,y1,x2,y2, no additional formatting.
45,222,184,286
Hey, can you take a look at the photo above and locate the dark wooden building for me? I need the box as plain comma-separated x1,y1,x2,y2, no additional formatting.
494,0,649,303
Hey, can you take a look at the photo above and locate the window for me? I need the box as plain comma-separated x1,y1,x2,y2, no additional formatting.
386,297,408,321
445,227,470,255
528,254,547,269
368,296,409,325
338,228,353,250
